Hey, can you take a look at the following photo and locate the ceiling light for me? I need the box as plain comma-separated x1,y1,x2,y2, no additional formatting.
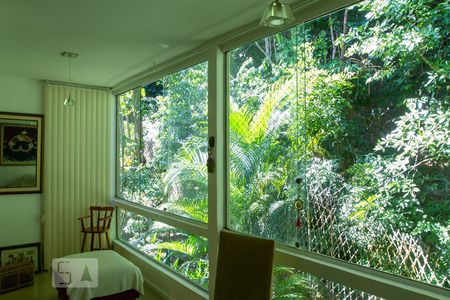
260,0,295,28
64,96,75,107
61,51,79,106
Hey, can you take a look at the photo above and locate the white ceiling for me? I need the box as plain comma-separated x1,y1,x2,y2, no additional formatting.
0,0,296,88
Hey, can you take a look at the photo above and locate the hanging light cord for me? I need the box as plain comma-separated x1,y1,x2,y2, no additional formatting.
69,56,72,84
62,51,79,106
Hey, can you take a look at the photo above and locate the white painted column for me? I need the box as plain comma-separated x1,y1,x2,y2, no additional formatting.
207,45,226,299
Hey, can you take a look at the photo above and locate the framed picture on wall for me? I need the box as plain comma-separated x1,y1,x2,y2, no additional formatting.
0,123,38,165
0,243,41,273
0,112,43,194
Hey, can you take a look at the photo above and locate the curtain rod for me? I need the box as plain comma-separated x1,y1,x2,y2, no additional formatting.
42,80,112,91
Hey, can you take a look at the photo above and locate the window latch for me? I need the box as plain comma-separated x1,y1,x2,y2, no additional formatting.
207,136,215,173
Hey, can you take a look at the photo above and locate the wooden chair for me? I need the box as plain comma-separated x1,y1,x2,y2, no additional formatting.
78,206,114,252
214,230,275,300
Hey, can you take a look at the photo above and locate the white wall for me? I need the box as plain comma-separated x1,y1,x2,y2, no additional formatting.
0,75,42,247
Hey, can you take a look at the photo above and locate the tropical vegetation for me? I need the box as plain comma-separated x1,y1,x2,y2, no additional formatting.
117,0,449,296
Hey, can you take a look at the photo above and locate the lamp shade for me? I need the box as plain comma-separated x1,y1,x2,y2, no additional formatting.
260,0,295,27
64,94,75,106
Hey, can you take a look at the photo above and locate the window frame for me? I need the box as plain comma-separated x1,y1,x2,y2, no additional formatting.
112,0,450,298
114,55,212,289
221,2,449,297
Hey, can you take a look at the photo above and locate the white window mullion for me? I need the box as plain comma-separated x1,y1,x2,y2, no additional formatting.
207,45,226,298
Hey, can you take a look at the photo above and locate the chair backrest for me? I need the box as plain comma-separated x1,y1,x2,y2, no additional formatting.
214,230,275,300
89,206,114,231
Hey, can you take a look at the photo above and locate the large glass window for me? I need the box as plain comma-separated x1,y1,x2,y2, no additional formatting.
118,62,208,223
228,0,449,289
117,62,209,287
115,0,449,297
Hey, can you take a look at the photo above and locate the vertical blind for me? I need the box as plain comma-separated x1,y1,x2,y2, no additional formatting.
43,83,114,267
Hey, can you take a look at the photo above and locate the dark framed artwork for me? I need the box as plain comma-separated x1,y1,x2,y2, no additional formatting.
0,124,38,165
0,112,43,194
0,242,42,273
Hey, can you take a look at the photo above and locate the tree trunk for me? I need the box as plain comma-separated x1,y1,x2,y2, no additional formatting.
132,89,143,163
120,113,125,169
340,8,349,60
264,36,272,59
255,40,274,65
330,21,337,60
125,115,131,161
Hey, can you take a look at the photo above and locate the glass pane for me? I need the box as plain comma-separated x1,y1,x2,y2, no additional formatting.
118,209,209,288
118,88,142,201
273,265,383,300
228,0,449,289
118,62,208,223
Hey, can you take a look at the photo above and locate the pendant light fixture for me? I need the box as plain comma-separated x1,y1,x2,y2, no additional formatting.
61,51,79,106
260,0,295,28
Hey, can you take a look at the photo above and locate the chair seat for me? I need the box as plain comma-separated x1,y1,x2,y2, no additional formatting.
82,227,108,233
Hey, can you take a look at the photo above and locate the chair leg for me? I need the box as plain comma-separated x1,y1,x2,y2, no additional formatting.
98,232,102,250
105,232,111,249
90,232,95,251
81,233,86,253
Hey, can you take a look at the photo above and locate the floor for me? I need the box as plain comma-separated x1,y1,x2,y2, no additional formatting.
0,271,165,300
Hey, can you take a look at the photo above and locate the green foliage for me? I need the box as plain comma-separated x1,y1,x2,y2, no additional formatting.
117,63,210,288
346,0,450,96
344,97,450,280
120,211,209,287
228,0,449,291
272,266,316,299
118,0,449,293
118,62,208,220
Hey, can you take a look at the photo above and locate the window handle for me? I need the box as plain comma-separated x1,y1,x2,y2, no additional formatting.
207,157,215,173
207,136,215,173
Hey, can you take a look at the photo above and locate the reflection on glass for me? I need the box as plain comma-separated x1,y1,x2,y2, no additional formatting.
0,118,38,188
117,62,208,223
118,209,209,288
